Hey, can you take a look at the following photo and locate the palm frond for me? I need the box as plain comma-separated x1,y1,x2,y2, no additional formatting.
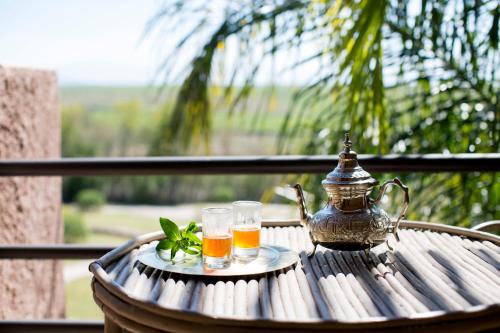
149,0,499,225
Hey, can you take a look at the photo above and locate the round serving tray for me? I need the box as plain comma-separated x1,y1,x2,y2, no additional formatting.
90,221,500,333
137,244,298,277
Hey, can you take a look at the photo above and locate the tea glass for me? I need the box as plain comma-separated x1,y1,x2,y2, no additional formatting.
232,201,262,261
201,207,232,269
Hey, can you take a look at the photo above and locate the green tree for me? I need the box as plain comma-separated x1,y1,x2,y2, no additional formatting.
115,100,141,155
75,189,107,212
149,0,499,226
61,105,97,157
64,210,88,243
61,105,103,201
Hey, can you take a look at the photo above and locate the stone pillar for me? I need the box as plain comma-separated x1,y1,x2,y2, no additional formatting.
0,66,64,318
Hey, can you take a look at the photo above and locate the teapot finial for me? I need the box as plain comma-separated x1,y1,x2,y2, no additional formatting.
343,133,352,152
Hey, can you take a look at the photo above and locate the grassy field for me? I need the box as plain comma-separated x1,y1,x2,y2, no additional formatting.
65,276,103,320
60,86,163,109
64,205,143,319
63,213,158,319
84,209,159,235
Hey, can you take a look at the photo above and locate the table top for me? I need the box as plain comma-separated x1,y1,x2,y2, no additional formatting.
90,221,500,332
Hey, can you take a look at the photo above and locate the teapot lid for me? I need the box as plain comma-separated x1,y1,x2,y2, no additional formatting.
321,133,378,188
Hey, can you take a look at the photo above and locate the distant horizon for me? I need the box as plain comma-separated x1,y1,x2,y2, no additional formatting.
59,83,301,88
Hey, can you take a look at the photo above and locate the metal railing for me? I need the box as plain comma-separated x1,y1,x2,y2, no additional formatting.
0,244,113,259
1,154,499,176
0,320,104,333
0,153,499,332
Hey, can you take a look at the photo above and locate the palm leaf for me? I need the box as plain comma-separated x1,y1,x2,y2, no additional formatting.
149,0,499,226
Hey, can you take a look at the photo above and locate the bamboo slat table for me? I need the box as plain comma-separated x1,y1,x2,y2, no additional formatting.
90,221,500,333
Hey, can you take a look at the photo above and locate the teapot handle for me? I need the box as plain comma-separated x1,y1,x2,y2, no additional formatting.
374,178,410,236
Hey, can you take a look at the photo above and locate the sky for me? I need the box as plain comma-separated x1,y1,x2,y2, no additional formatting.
0,0,320,87
0,0,160,85
2,0,356,90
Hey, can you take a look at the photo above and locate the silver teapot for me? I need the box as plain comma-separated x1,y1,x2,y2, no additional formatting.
293,134,409,256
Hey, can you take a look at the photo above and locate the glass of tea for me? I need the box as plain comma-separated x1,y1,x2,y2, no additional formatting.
232,201,262,261
201,207,232,269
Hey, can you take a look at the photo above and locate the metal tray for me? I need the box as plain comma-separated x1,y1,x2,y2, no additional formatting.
137,244,298,277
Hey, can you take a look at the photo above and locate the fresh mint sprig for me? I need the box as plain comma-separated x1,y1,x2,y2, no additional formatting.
156,217,202,260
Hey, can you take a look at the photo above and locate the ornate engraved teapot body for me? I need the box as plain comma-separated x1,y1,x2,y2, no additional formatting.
293,134,409,255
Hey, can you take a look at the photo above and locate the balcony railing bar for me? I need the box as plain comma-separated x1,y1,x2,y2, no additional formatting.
0,319,103,333
0,245,113,259
1,154,499,176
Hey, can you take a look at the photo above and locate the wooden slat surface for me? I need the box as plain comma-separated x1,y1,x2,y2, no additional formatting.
104,226,500,322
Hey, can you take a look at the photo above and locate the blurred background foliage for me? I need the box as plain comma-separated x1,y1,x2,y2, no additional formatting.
60,87,288,207
61,0,499,227
145,0,499,226
63,209,88,243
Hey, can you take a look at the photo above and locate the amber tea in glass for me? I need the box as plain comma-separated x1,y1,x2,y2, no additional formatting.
202,207,232,269
232,201,262,261
233,226,261,248
202,235,232,258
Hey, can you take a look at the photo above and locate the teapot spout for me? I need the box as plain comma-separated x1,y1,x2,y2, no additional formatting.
292,184,312,227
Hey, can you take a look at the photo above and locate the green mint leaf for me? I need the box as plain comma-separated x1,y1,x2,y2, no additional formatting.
188,241,202,250
156,239,175,251
170,242,181,260
157,218,202,262
180,222,198,238
183,247,200,255
186,232,202,245
185,222,198,233
181,229,188,239
159,217,181,241
179,238,190,248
